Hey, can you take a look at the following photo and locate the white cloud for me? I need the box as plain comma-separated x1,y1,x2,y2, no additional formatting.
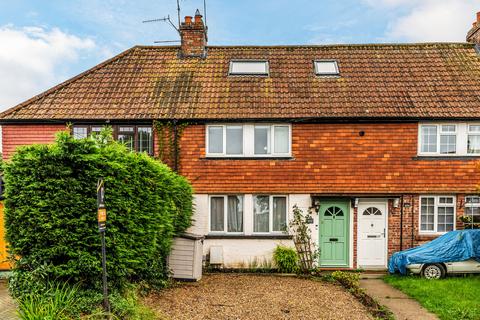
366,0,479,42
0,25,96,111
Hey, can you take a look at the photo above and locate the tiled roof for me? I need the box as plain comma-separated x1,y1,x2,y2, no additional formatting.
2,43,480,121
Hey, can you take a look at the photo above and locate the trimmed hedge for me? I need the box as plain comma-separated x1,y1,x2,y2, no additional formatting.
3,129,193,296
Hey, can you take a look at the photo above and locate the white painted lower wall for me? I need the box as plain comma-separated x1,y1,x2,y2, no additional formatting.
187,194,313,268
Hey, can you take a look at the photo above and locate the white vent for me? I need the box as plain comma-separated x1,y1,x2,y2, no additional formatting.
209,246,224,264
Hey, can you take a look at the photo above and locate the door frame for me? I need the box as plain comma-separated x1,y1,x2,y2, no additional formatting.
356,199,389,269
318,198,351,267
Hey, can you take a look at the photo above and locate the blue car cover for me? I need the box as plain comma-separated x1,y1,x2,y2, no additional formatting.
388,230,480,275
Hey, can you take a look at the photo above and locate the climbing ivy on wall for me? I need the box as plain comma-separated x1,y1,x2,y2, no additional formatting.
153,120,189,171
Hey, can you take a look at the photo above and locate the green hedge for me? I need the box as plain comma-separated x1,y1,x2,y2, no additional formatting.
3,129,193,297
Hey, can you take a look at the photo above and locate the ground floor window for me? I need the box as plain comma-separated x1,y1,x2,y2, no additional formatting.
72,125,153,154
465,196,480,229
208,194,287,234
210,195,244,233
420,196,455,234
253,195,287,233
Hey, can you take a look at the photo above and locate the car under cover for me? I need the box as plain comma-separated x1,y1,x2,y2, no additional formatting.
388,229,480,275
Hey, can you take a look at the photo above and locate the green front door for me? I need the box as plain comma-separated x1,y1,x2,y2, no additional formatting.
319,200,349,267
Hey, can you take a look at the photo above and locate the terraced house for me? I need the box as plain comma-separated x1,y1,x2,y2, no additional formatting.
2,10,480,270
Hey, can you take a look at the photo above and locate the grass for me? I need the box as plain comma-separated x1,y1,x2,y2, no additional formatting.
384,274,480,320
17,282,79,320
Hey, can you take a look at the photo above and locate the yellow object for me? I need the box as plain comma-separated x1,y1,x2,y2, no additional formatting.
97,207,107,223
0,202,11,270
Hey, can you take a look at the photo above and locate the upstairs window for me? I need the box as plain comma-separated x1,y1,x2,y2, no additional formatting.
206,124,291,157
229,60,269,76
73,127,88,139
254,125,290,155
468,125,480,154
207,125,244,155
72,125,153,155
314,60,339,76
419,123,480,156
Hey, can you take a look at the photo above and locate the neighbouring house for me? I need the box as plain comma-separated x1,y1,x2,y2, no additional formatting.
2,10,480,271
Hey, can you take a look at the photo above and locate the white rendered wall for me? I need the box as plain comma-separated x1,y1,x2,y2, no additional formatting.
187,194,313,268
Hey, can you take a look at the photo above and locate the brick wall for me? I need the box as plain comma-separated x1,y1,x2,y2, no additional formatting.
2,124,66,159
179,13,206,58
178,123,480,194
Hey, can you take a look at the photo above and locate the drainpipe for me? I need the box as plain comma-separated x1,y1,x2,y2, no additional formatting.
400,195,404,251
411,195,415,248
173,119,179,172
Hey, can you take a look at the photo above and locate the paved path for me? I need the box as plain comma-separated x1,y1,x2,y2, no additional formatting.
0,281,17,320
360,278,438,320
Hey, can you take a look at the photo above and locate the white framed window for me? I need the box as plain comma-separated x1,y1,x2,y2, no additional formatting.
419,196,456,234
73,127,88,139
465,196,480,229
206,124,291,157
229,60,269,76
418,123,480,156
467,125,480,154
207,125,244,156
72,125,153,155
253,195,287,233
314,60,339,76
209,195,244,233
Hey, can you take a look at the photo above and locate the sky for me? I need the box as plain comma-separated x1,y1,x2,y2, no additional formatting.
0,0,479,111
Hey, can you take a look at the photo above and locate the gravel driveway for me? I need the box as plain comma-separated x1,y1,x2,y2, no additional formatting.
144,274,373,320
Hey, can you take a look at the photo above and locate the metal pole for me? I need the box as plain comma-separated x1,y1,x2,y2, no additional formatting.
100,229,110,315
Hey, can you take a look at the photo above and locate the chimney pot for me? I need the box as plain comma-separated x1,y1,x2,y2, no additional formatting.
195,13,203,25
180,11,207,58
476,11,480,23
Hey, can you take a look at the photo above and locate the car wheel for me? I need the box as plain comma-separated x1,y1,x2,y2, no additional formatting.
422,264,445,279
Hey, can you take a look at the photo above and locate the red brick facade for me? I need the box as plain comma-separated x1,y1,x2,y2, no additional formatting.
3,122,478,268
178,123,480,194
2,124,66,159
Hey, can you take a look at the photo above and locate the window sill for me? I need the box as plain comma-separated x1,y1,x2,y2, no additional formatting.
202,156,294,160
205,234,292,240
413,156,480,160
416,233,447,240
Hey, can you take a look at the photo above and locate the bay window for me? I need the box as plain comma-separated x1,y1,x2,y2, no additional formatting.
420,196,455,234
419,123,480,156
206,124,291,157
210,195,244,233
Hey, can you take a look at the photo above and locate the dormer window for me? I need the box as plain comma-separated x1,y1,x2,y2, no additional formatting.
229,60,269,76
314,60,339,76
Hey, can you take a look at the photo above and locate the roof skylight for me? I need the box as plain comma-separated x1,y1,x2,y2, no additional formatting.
229,60,269,76
314,60,339,76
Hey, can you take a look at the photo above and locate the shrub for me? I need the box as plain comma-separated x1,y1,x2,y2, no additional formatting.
330,271,360,288
17,281,79,320
3,129,193,310
273,246,299,273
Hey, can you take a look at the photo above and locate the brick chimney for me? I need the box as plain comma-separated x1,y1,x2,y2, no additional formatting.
179,9,207,58
466,11,480,44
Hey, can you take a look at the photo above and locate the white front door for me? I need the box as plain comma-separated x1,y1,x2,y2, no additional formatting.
357,201,387,268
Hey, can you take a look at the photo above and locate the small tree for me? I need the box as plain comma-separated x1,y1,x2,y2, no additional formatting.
288,205,318,272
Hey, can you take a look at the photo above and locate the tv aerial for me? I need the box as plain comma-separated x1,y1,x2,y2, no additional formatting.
142,0,208,44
